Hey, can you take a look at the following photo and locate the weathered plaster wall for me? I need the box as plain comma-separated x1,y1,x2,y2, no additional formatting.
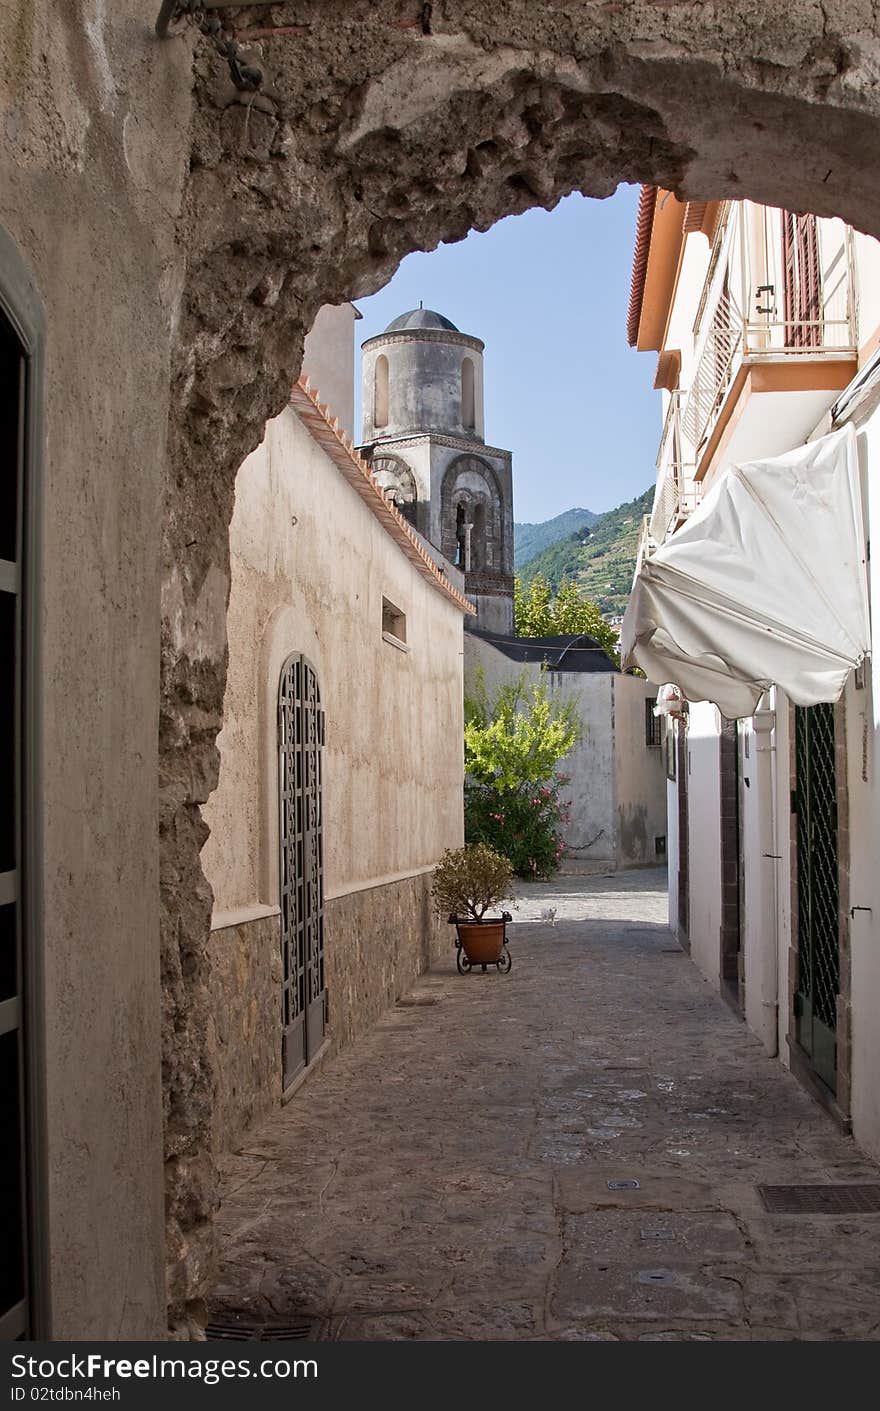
841,393,880,1159
666,767,680,930
613,676,668,867
201,406,465,912
739,709,785,1056
682,703,723,983
301,303,357,441
0,0,194,1339
362,328,486,442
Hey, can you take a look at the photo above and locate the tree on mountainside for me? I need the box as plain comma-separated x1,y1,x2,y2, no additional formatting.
513,574,618,661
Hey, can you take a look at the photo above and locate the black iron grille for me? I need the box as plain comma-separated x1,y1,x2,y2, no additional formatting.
206,1321,314,1342
758,1184,880,1215
795,703,840,1030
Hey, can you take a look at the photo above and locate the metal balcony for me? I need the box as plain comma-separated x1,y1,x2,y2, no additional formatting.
682,204,857,462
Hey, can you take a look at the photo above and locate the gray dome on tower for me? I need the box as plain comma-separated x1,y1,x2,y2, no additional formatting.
384,308,460,333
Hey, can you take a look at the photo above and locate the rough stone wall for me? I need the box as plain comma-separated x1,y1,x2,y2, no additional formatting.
208,875,448,1160
209,914,283,1155
324,872,450,1054
160,0,880,1326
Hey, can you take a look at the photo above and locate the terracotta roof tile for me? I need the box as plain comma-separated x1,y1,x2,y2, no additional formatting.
627,184,657,347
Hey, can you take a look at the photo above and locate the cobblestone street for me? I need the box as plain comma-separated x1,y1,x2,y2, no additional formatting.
209,869,880,1341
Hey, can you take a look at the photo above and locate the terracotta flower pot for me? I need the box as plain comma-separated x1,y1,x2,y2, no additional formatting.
451,913,513,974
456,919,506,963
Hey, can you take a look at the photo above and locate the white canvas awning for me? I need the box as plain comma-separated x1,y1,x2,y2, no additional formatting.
620,423,869,719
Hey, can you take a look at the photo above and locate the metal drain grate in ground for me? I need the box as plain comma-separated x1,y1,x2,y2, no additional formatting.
758,1184,880,1214
206,1321,314,1342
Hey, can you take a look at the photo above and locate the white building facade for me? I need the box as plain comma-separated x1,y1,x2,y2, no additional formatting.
626,189,880,1158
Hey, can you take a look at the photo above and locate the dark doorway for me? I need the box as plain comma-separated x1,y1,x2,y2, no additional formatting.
676,721,690,951
719,717,743,1011
793,702,840,1092
278,654,327,1090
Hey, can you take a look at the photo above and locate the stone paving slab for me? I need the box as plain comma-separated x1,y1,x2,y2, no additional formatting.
209,868,880,1341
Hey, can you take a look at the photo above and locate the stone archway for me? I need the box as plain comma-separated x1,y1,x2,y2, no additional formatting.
160,2,880,1325
441,454,504,569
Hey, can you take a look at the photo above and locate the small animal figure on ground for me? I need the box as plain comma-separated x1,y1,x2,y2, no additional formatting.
539,907,557,926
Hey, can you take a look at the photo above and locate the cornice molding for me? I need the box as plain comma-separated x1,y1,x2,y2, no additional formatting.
362,328,485,354
363,432,512,461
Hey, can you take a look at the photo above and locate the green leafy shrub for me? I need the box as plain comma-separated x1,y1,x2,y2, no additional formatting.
463,671,580,879
431,843,514,921
465,776,571,879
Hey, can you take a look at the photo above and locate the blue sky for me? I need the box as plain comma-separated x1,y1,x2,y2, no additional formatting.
354,185,661,523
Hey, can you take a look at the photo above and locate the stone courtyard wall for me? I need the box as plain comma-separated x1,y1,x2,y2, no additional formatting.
209,912,283,1156
208,872,449,1158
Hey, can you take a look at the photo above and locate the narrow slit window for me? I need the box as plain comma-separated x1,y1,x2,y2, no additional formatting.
461,356,475,431
382,597,408,650
374,354,389,428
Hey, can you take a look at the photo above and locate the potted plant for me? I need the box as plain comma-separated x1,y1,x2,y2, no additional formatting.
431,843,514,974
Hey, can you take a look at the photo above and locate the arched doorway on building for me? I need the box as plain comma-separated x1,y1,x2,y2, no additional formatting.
278,654,327,1090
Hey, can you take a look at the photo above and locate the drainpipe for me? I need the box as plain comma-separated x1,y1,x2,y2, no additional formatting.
753,700,779,1056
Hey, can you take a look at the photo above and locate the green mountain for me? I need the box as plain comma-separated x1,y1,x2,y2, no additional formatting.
513,507,598,570
518,487,654,619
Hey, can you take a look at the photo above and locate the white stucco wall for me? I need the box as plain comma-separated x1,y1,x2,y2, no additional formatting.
301,303,357,441
683,702,723,982
614,676,669,867
738,705,787,1055
202,405,466,921
549,671,617,865
771,695,794,1064
842,397,880,1159
853,229,880,355
666,765,679,929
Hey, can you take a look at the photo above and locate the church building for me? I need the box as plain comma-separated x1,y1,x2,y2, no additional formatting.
360,307,515,633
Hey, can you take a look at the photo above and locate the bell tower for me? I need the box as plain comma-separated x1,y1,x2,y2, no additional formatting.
360,307,514,633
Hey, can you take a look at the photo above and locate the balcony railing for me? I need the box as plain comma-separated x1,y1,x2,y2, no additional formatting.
682,204,856,459
649,390,701,545
634,514,655,576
